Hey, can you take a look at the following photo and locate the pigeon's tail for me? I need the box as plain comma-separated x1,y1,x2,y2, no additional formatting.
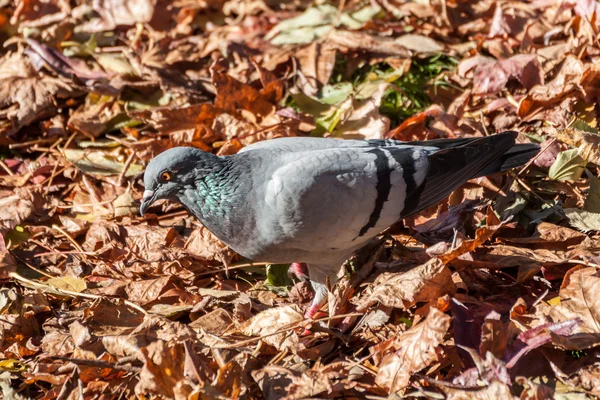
401,131,540,218
477,142,540,176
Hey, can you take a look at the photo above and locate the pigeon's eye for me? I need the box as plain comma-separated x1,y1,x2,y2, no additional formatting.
160,171,172,182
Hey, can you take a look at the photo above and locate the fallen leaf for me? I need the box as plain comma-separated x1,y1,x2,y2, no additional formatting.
548,149,587,181
0,52,80,135
565,209,600,232
357,258,456,311
135,340,187,398
239,305,304,352
46,276,87,293
63,148,143,177
472,54,543,95
437,380,516,399
0,188,43,234
267,4,380,45
82,0,157,32
375,307,451,393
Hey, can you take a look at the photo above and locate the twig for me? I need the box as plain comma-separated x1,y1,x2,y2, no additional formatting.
517,137,556,176
34,250,98,258
118,150,137,186
9,271,148,315
511,174,563,215
506,93,520,108
56,197,118,209
215,312,363,349
50,225,86,255
12,253,56,279
566,259,600,269
45,356,141,373
193,262,270,278
44,160,61,195
8,138,59,149
0,159,14,176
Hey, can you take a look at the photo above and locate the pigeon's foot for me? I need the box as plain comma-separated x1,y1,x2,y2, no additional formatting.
300,288,327,335
288,262,309,282
305,281,328,320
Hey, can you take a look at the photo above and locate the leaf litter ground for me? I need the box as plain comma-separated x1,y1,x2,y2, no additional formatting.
1,0,600,398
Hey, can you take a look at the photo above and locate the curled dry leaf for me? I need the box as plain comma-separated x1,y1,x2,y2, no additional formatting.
472,54,543,95
0,188,44,234
184,225,235,263
82,0,157,32
0,52,80,135
437,380,516,400
239,305,304,352
135,340,187,398
213,72,275,119
357,258,456,311
375,307,451,393
518,55,584,117
553,127,600,165
529,266,600,350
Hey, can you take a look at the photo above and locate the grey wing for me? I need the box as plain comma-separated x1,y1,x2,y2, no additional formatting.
239,136,413,154
255,146,430,256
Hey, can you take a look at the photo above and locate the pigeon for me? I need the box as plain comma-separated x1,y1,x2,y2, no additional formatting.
140,131,539,318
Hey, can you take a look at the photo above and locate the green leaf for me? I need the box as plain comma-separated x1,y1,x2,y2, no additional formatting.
571,119,599,134
267,4,380,45
265,264,292,287
319,82,353,105
548,149,587,181
565,208,600,232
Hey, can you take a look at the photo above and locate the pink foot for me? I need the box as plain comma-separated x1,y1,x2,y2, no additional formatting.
305,303,325,319
301,304,325,336
288,262,309,281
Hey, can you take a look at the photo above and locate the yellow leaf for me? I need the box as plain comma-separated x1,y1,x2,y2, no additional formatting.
46,276,87,293
547,296,561,306
0,359,26,372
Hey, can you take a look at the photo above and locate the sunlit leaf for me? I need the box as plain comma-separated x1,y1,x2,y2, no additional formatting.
548,149,587,181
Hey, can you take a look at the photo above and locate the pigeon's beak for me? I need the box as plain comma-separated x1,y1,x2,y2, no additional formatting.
140,190,157,216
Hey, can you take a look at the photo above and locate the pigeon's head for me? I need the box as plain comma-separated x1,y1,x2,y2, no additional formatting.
140,146,217,215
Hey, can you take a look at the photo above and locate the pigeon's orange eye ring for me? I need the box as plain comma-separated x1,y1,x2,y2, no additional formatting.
160,171,172,182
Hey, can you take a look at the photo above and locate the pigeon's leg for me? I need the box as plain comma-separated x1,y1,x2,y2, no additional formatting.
304,264,340,319
287,262,309,282
306,280,328,319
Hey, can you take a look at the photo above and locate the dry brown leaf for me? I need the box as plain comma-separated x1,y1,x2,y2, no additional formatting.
0,52,79,135
375,307,451,393
550,361,600,397
189,308,233,335
238,305,304,352
438,208,503,265
185,225,235,263
328,30,412,57
135,340,187,398
357,258,456,311
295,42,337,96
125,276,173,306
518,55,584,117
472,54,543,95
553,127,600,165
0,188,44,234
213,72,275,119
82,0,157,32
0,233,16,279
438,380,516,399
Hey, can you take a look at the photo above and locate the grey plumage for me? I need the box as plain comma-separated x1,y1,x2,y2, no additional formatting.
141,131,539,316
